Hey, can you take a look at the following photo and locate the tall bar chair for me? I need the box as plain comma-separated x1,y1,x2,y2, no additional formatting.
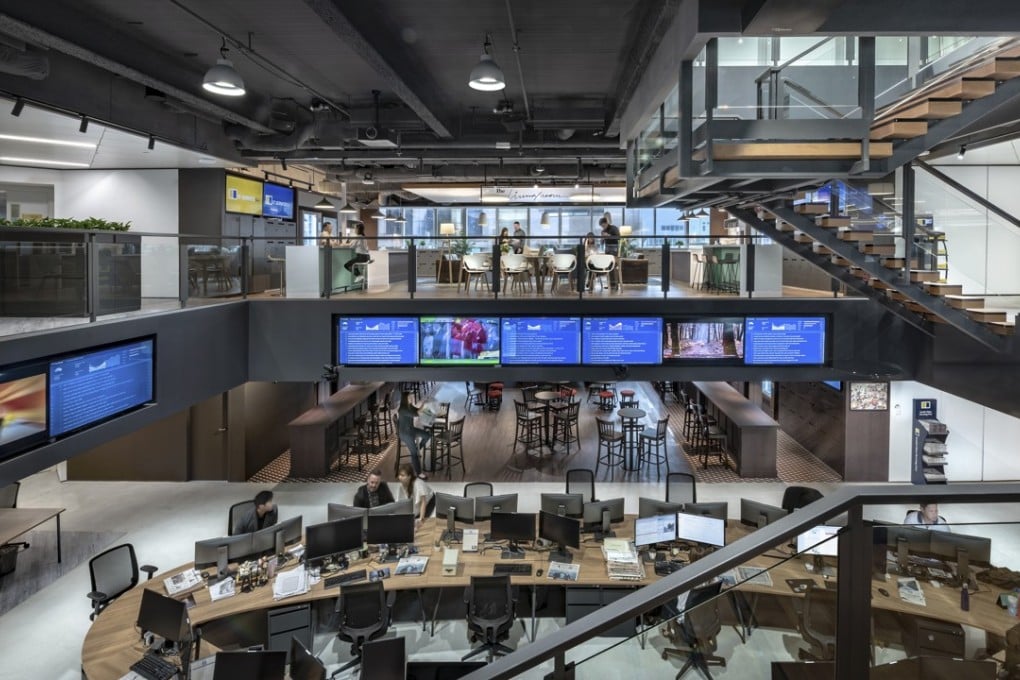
594,418,624,478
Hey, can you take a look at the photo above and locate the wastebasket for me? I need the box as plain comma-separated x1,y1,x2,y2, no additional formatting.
0,543,19,577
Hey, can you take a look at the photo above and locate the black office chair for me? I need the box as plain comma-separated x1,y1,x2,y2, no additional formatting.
0,482,29,551
565,468,597,504
665,472,697,505
797,585,837,661
662,581,726,678
86,543,157,620
463,575,517,662
782,486,824,514
464,482,494,498
332,580,394,674
228,500,255,536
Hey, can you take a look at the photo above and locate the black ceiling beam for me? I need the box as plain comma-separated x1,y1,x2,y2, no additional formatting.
244,147,624,164
818,0,1020,34
741,0,847,35
301,0,452,140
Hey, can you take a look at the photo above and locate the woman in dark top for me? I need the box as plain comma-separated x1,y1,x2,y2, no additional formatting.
397,391,431,479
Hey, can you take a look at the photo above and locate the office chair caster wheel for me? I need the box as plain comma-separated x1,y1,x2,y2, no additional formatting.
662,651,668,660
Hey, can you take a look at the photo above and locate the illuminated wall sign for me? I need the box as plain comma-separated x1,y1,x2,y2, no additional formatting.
226,174,263,215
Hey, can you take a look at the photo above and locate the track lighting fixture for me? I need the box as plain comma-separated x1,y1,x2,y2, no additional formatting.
956,145,966,160
202,38,246,97
147,134,155,150
78,115,88,133
468,33,506,91
11,98,24,117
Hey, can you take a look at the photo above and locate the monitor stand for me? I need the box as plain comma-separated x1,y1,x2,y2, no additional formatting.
441,515,462,544
379,544,403,564
207,545,231,584
548,544,573,564
811,554,836,578
501,542,526,560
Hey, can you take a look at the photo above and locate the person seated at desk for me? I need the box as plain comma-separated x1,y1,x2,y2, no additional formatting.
397,390,432,479
236,490,278,534
396,463,435,529
343,222,372,281
498,227,512,253
353,468,395,509
904,501,951,532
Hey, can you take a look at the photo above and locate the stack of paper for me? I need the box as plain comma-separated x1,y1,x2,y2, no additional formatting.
547,562,580,581
208,578,235,602
273,567,309,600
395,556,429,575
603,539,645,581
164,568,203,597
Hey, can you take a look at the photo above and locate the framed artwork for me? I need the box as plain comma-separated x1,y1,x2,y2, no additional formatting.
849,382,888,411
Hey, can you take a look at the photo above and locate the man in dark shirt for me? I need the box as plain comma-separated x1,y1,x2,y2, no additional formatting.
235,490,278,534
353,469,395,508
600,217,621,289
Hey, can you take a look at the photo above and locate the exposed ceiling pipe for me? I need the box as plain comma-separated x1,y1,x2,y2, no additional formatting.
225,121,318,152
330,164,626,182
504,0,531,123
0,44,47,79
0,13,274,133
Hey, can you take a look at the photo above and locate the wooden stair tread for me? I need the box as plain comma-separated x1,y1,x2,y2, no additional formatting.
795,203,830,215
910,270,941,282
870,120,928,140
839,230,874,242
923,282,963,296
793,231,815,243
967,308,1010,322
987,321,1016,336
831,255,852,266
944,295,985,310
926,77,997,101
861,243,896,255
693,141,893,161
965,58,1020,81
816,216,851,228
880,98,962,121
869,278,893,290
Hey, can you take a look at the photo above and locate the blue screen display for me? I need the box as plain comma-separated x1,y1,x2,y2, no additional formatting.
501,317,581,365
48,338,154,437
582,317,663,365
263,182,295,219
823,380,841,391
338,317,419,365
744,317,826,365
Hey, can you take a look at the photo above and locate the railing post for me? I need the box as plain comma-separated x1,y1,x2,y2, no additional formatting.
703,38,718,174
575,243,585,299
660,239,670,298
322,244,332,299
86,232,98,322
902,163,916,282
179,243,190,307
240,238,250,299
835,505,871,680
492,242,501,298
857,37,876,172
407,242,416,299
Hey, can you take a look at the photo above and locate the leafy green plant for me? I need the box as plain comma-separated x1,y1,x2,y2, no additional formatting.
0,216,131,231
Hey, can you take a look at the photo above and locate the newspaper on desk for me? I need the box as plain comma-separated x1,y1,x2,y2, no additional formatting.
897,577,927,606
208,577,235,602
272,567,309,600
603,539,645,581
164,568,203,597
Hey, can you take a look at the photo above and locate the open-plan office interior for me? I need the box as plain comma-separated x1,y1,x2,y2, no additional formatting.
3,2,1020,679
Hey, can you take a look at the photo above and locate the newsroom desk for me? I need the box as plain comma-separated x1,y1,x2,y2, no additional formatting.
0,507,64,562
287,382,389,477
80,518,1018,680
692,381,778,478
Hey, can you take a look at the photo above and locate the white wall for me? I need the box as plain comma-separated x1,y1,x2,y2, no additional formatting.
0,167,59,218
888,380,1020,482
57,170,180,297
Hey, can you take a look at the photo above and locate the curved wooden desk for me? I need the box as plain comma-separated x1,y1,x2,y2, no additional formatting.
81,519,1017,679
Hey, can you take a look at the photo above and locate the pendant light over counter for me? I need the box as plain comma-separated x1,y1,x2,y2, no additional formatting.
202,38,246,97
468,33,506,91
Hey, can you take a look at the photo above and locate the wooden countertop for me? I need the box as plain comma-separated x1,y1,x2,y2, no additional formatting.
693,381,778,428
287,382,386,427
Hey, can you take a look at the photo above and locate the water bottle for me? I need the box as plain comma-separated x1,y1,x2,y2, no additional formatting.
961,582,970,612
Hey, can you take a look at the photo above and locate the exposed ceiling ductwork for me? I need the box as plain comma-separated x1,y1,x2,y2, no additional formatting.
329,163,625,183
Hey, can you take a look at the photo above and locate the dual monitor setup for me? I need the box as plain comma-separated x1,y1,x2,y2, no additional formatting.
634,506,728,552
0,336,155,461
194,516,303,580
336,314,829,367
312,504,417,565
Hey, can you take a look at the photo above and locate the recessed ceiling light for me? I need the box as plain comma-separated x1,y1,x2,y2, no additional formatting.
0,156,90,167
198,157,217,164
0,133,96,149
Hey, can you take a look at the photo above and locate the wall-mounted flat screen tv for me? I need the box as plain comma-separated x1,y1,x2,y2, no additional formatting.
582,317,662,365
744,316,827,365
419,317,500,365
262,182,295,220
225,174,263,215
822,380,842,391
662,317,744,363
501,317,581,365
337,317,419,366
48,337,155,438
0,360,48,460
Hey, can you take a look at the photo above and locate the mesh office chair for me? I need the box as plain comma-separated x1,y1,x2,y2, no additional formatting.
665,472,697,505
782,486,824,514
87,544,157,620
464,482,494,498
798,585,837,661
463,575,517,662
333,580,395,674
662,581,726,678
565,469,597,504
0,482,29,551
228,500,255,536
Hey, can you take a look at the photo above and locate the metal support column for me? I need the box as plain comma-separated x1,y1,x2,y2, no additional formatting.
902,163,916,283
240,239,250,299
660,240,670,298
856,37,876,173
701,39,718,175
835,506,872,680
86,233,98,322
179,244,190,307
407,243,416,299
679,60,694,179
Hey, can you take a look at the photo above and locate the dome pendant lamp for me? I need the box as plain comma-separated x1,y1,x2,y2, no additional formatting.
468,33,506,91
203,38,246,97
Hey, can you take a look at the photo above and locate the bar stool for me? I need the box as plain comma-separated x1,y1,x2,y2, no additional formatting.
436,416,466,479
513,400,543,457
363,411,385,452
698,420,729,470
682,402,703,441
720,252,739,293
692,252,707,291
486,382,504,411
639,415,670,480
594,417,624,478
598,389,616,412
619,389,638,409
708,253,723,293
351,260,370,290
392,415,409,475
375,395,394,440
552,401,581,455
464,382,485,413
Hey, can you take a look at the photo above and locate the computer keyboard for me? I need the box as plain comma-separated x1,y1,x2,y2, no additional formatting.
324,569,367,588
129,653,178,680
493,563,533,576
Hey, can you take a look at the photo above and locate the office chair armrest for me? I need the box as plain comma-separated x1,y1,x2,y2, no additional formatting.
140,564,158,580
87,590,108,604
463,585,473,606
385,591,397,609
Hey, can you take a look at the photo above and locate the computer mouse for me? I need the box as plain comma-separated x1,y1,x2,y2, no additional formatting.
536,569,543,577
878,587,889,597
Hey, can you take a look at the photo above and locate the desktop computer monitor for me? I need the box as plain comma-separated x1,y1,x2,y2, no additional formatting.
581,497,625,537
930,531,992,567
435,492,476,543
305,517,364,563
634,514,677,548
327,503,368,524
473,493,519,520
638,497,684,519
212,650,286,680
539,511,580,564
682,501,728,521
366,513,415,546
289,636,326,680
137,589,190,643
360,636,406,680
251,515,303,556
796,525,840,556
490,512,536,555
677,512,726,548
194,533,255,570
369,499,414,516
739,499,788,528
540,493,584,519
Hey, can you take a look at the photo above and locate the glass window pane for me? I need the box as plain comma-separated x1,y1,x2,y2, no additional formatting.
529,208,560,246
561,208,595,239
624,208,656,247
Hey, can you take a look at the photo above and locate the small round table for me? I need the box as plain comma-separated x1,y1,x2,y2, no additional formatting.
534,390,562,450
617,407,646,471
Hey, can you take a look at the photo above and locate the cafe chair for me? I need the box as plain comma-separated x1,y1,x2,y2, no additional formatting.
641,417,672,481
437,416,467,479
87,544,157,620
501,254,531,293
464,382,485,413
228,500,255,536
550,253,576,292
513,400,543,458
333,581,395,674
782,486,824,514
463,482,494,498
565,468,597,504
797,585,837,661
0,482,30,551
585,253,616,292
594,418,624,478
552,401,582,455
665,471,696,505
463,575,518,662
461,254,491,293
661,581,726,679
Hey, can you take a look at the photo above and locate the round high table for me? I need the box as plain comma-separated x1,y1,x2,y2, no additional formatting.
534,390,562,451
617,407,646,471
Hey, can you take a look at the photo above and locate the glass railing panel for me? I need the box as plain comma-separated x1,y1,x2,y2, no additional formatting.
0,238,90,337
182,237,245,302
922,36,974,67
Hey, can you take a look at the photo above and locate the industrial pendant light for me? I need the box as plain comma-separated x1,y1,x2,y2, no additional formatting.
468,34,506,91
313,196,334,210
339,201,358,214
202,38,246,97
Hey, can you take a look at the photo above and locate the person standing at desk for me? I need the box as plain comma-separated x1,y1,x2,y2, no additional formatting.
353,469,395,508
343,222,371,281
396,463,435,528
904,501,951,532
599,217,621,290
319,222,338,248
397,391,431,479
235,490,278,534
511,221,527,253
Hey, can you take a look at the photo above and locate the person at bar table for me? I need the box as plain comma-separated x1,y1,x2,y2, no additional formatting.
353,468,396,509
396,463,436,528
397,391,432,479
903,501,951,532
319,221,338,248
235,490,278,534
343,222,372,281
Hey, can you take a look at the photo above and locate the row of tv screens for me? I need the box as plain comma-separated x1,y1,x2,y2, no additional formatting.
0,337,155,461
225,173,297,220
336,315,829,367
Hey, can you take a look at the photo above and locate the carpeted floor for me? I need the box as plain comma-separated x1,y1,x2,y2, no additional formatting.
0,529,124,616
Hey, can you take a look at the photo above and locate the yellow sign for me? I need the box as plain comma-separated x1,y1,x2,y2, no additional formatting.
225,174,263,215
